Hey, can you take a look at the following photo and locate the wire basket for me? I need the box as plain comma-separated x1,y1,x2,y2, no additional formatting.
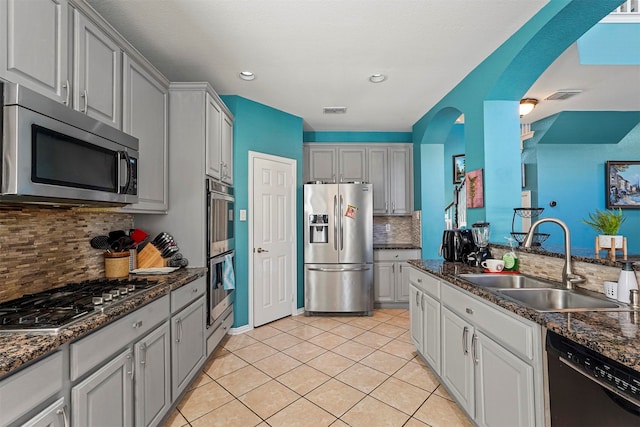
510,232,550,246
513,208,544,218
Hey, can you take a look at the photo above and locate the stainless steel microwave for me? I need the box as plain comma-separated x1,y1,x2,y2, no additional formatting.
0,82,138,205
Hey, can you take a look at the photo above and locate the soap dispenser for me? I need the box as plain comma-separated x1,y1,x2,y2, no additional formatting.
617,261,638,303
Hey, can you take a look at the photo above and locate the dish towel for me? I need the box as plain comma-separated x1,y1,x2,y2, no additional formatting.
223,253,235,290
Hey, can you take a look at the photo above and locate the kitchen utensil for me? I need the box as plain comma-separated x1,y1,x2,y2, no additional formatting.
129,229,148,246
90,235,111,250
617,261,638,303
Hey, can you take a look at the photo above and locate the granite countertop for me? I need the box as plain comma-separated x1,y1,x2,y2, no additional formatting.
374,244,421,250
408,259,640,373
0,267,207,379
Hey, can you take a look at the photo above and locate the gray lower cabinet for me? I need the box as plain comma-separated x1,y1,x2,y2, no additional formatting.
374,249,420,304
71,348,134,427
171,295,206,399
441,306,475,416
21,397,68,427
135,321,171,427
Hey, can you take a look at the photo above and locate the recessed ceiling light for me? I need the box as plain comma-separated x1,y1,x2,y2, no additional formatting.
239,71,256,81
369,74,387,83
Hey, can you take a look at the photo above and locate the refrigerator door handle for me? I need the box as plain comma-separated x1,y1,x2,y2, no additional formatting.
333,195,338,250
307,266,371,272
340,194,344,251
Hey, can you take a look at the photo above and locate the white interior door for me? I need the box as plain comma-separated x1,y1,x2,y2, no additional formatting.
251,152,296,327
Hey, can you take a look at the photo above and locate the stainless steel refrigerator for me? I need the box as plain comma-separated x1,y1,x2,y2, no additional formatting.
304,182,373,315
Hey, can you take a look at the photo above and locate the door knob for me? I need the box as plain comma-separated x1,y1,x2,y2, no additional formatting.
256,248,269,253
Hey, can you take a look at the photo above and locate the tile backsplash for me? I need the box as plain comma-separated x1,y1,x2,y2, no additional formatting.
373,211,422,246
0,205,133,303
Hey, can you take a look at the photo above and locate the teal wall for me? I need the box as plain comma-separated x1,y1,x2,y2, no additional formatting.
578,22,640,65
220,96,304,327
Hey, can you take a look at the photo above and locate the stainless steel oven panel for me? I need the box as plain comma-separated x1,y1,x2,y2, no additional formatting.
207,179,235,256
207,250,235,326
1,83,138,205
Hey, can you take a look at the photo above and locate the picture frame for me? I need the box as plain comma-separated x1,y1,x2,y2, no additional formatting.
466,168,484,208
453,154,465,184
606,160,640,209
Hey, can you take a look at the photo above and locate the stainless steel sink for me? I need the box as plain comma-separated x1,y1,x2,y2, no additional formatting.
457,273,559,289
496,288,627,312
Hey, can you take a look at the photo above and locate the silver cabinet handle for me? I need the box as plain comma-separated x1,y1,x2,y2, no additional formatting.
385,201,389,213
400,264,403,273
256,247,269,253
472,334,479,365
176,318,183,343
417,278,422,283
415,291,420,307
63,80,70,106
126,353,134,380
392,264,395,273
56,405,70,427
466,308,474,315
392,201,396,213
462,326,469,355
140,342,147,365
192,287,199,293
132,320,143,329
81,89,88,113
333,195,338,250
421,294,425,311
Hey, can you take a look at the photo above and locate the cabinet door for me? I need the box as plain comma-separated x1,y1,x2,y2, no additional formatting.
73,10,122,128
441,306,474,417
308,147,337,183
135,321,171,427
367,147,389,214
373,261,395,303
72,348,134,427
396,262,412,302
423,292,441,375
409,284,423,353
475,331,535,427
21,397,68,427
389,147,412,215
122,54,168,212
0,0,69,104
338,147,366,183
205,93,222,179
221,112,234,185
171,296,206,399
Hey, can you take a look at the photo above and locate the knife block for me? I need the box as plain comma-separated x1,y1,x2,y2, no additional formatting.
136,245,167,269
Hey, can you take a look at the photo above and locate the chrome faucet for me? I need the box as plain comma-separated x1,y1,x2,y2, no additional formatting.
523,218,585,289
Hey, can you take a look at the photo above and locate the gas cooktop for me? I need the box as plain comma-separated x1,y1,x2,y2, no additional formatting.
0,278,158,333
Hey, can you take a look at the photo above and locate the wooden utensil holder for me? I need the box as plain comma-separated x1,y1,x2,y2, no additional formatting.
136,245,167,269
104,251,131,278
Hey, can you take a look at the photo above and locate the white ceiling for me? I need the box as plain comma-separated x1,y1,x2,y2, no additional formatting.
86,0,639,131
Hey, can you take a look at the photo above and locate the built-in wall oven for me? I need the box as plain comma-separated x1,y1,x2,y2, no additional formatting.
206,178,235,326
545,329,640,426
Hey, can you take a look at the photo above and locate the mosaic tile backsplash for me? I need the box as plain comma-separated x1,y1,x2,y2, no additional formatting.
0,205,133,303
373,211,421,247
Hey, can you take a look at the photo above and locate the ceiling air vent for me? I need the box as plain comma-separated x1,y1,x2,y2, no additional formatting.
323,107,347,114
544,90,583,101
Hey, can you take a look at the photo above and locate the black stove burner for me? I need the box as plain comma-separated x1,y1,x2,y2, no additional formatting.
0,278,158,332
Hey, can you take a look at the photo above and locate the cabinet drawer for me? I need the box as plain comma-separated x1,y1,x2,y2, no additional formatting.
441,284,536,361
171,277,206,314
207,307,233,356
374,249,420,262
409,267,440,299
0,351,63,426
70,295,170,381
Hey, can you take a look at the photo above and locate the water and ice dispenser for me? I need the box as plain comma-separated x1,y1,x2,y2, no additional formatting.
309,214,329,243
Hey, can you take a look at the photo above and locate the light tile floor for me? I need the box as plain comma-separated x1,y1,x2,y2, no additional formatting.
162,308,473,427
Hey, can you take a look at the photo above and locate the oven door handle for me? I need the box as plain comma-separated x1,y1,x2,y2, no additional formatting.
559,356,640,412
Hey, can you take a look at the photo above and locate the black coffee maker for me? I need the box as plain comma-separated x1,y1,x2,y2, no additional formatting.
440,229,477,262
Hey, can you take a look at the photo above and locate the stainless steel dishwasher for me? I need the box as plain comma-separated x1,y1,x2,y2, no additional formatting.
545,329,640,426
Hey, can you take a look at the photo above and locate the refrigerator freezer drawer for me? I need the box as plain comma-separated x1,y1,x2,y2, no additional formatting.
304,263,373,314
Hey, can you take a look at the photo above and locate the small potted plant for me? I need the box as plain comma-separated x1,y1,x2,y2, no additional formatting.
582,208,626,249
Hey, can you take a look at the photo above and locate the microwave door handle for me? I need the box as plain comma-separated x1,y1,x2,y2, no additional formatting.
119,151,132,194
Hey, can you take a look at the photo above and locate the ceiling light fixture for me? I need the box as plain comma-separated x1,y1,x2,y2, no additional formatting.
519,98,538,117
369,74,386,83
239,71,256,81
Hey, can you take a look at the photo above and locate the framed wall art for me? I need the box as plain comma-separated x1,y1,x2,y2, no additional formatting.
453,154,465,184
606,160,640,209
466,168,484,208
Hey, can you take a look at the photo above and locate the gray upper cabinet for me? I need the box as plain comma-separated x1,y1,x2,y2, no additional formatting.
389,147,412,215
73,8,122,129
0,0,69,104
122,53,169,213
338,147,367,183
306,146,337,183
206,92,234,185
367,147,388,214
305,145,367,184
